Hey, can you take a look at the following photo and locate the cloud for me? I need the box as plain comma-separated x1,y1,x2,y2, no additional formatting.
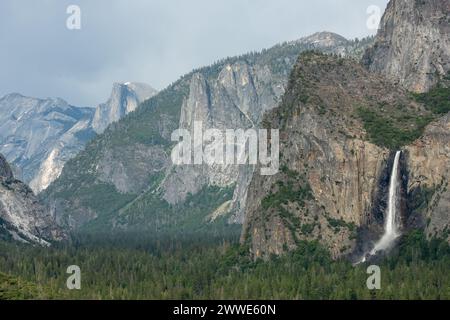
0,0,389,106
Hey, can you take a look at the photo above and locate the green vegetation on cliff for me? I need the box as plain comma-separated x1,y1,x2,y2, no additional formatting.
358,84,450,149
357,107,432,149
108,185,237,234
414,86,450,115
261,166,312,211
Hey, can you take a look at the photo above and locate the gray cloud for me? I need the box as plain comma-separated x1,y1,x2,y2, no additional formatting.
0,0,388,106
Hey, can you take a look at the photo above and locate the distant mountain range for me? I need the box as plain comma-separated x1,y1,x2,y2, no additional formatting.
0,82,157,194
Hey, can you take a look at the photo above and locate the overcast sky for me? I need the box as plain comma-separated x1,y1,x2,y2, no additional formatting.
0,0,389,107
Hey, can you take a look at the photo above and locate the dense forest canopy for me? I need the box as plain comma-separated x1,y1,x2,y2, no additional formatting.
0,230,448,300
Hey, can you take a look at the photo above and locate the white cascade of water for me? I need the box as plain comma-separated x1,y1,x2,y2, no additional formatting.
359,151,402,263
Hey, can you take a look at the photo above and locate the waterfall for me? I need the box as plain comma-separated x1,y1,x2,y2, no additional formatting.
359,151,402,263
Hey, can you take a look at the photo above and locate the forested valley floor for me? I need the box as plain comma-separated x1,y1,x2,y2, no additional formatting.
0,230,449,300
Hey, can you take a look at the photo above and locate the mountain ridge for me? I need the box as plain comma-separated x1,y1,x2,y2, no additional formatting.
0,93,95,193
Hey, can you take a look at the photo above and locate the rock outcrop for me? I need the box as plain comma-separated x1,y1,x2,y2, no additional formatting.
242,0,450,258
0,155,14,181
406,114,450,242
0,154,64,244
241,52,429,259
363,0,450,93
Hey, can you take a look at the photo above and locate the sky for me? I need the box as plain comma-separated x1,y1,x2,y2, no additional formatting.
0,0,389,107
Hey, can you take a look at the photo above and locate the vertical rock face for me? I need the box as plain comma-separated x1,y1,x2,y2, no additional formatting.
161,62,282,206
406,114,450,242
242,0,450,259
363,0,450,93
0,154,64,244
361,0,450,244
0,93,95,193
241,52,427,259
92,82,158,134
162,34,375,222
29,117,96,194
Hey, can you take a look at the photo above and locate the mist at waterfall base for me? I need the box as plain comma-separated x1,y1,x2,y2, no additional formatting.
359,151,402,264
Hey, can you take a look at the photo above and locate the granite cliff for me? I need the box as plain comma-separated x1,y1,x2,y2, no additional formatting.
363,0,450,93
242,0,450,259
0,94,95,193
0,154,63,244
241,52,431,259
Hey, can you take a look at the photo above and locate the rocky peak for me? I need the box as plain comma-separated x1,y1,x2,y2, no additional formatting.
363,0,450,93
1,92,24,101
0,154,14,182
124,82,158,104
92,82,158,134
0,93,74,116
294,32,367,58
297,31,349,48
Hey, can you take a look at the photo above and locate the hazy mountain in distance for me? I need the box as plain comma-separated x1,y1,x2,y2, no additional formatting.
92,82,158,134
0,82,157,194
0,93,95,193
